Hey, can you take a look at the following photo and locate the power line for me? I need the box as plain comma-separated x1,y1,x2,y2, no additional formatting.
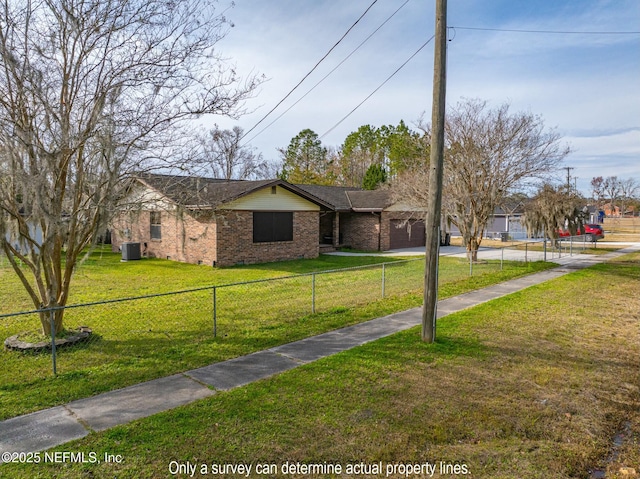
320,35,435,140
450,26,640,35
241,0,380,142
244,0,411,146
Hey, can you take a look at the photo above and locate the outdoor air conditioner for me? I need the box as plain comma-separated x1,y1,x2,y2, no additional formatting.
121,242,141,261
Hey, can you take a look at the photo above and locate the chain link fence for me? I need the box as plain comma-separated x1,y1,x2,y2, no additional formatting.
462,235,598,267
0,240,584,418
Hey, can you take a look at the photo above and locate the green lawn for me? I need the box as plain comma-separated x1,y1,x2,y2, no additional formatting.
1,248,553,419
3,253,638,478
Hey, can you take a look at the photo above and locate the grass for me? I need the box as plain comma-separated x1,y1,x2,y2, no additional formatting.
602,233,640,243
3,252,638,478
596,217,640,244
0,248,553,419
603,217,640,234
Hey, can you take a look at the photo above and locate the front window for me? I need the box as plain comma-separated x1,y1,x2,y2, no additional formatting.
253,212,293,243
150,211,162,240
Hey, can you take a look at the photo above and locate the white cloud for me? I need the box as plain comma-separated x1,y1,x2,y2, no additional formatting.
206,0,640,191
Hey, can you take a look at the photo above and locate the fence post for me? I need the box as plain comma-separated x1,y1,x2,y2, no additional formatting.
469,252,473,276
381,263,386,298
500,246,504,270
50,309,57,376
570,236,573,256
312,273,316,314
212,287,217,338
525,243,528,263
544,239,547,262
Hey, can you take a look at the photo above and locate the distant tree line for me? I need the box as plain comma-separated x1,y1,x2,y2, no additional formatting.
275,121,426,189
590,176,639,217
207,99,639,257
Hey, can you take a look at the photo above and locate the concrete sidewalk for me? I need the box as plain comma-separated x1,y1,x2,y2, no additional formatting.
1,246,638,459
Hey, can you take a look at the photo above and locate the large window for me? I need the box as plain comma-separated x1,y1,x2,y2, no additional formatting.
253,212,293,243
150,211,162,240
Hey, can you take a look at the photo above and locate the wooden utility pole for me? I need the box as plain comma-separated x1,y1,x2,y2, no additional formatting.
563,167,574,189
422,0,447,342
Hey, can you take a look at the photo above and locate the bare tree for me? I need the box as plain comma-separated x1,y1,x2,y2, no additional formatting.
443,99,570,260
196,126,269,180
590,176,605,209
603,176,621,216
0,0,260,336
619,177,638,217
392,99,569,260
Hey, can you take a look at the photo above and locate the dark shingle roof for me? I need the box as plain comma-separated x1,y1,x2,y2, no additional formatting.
346,190,393,211
136,173,334,209
293,184,361,211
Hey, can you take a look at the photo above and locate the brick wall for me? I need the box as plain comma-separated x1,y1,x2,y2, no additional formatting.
340,213,381,251
338,211,424,251
112,209,320,267
380,212,392,251
215,210,319,266
113,209,426,260
111,208,217,265
180,211,217,265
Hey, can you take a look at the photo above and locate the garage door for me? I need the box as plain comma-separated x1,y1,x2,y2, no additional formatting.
389,219,425,249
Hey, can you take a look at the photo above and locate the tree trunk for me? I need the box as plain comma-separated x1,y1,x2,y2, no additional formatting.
468,236,479,262
39,308,65,337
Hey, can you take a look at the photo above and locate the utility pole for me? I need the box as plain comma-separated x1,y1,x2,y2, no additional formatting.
422,0,447,343
563,167,574,190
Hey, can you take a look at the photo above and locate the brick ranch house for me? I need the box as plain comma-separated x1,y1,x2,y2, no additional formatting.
110,173,426,266
295,183,427,252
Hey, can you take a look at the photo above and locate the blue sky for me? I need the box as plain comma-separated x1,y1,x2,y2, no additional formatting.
207,0,639,195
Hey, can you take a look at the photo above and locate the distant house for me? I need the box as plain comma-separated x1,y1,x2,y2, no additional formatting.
448,199,527,240
488,204,527,240
110,174,425,266
585,205,605,224
603,202,621,217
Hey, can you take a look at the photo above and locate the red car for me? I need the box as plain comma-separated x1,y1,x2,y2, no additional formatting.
557,224,604,241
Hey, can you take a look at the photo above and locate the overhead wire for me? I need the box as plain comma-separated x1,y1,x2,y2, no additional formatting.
240,18,639,150
318,24,639,141
244,0,411,146
450,26,640,35
240,0,380,142
320,34,435,140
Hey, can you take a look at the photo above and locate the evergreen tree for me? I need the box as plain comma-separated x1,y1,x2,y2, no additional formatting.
279,129,334,184
362,164,388,190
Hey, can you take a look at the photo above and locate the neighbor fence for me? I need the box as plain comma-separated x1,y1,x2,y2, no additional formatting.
471,234,598,266
0,238,589,403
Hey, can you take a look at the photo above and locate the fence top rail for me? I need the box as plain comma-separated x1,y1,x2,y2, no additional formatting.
438,238,547,256
0,257,423,320
0,238,564,320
